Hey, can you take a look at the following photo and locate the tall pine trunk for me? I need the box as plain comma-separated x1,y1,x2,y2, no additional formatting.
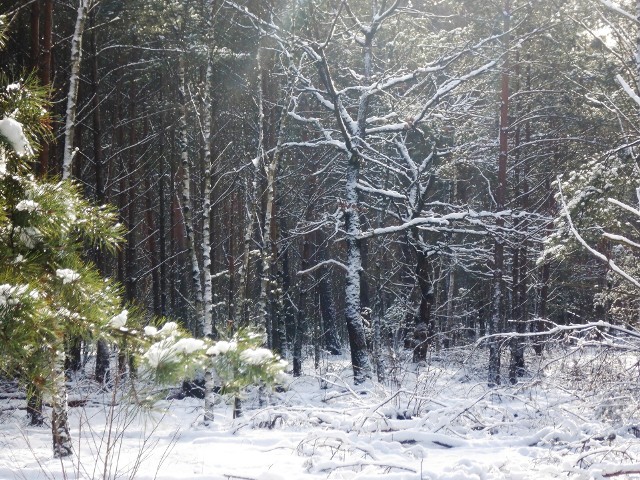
489,0,510,387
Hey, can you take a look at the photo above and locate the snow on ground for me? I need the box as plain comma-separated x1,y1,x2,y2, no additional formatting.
2,346,640,480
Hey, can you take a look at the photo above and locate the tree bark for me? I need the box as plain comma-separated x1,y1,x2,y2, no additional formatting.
30,0,40,71
37,0,52,176
52,347,72,457
489,0,510,388
413,245,434,363
62,0,90,179
178,52,204,333
344,153,371,383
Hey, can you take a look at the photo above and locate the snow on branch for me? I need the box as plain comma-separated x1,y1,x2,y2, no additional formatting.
357,181,407,200
602,232,640,249
0,117,33,156
558,180,640,288
357,209,514,239
608,197,640,217
615,74,640,109
297,259,350,276
600,0,639,23
478,319,640,343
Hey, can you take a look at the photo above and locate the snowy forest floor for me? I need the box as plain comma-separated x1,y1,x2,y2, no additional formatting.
2,344,640,480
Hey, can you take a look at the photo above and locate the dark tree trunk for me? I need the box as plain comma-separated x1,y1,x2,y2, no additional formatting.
293,235,311,377
90,14,110,386
413,247,434,363
65,335,82,373
158,117,168,317
27,382,44,426
30,0,40,70
125,86,138,304
489,0,510,388
37,0,52,177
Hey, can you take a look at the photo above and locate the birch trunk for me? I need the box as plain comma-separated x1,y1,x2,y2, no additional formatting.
258,88,290,346
178,54,204,333
52,346,72,457
202,1,216,422
201,38,214,339
62,0,90,180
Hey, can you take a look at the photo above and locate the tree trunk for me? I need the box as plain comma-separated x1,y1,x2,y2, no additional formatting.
178,53,204,333
62,0,90,180
202,1,217,423
489,0,510,388
293,235,311,377
52,347,72,457
201,30,214,339
509,58,528,383
344,153,371,383
125,86,137,304
413,246,434,363
27,381,44,426
30,0,40,70
316,236,341,355
37,0,52,176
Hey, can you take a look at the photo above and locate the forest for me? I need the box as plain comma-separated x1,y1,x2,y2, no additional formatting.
3,0,640,478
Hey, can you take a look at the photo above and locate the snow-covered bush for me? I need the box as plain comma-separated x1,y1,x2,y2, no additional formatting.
207,328,288,399
138,321,208,385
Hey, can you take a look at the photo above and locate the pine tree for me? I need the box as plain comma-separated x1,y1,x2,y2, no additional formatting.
0,15,126,457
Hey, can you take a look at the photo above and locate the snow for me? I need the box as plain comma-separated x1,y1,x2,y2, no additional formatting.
0,283,28,306
173,338,206,355
143,339,178,368
240,348,274,365
56,268,81,285
15,199,40,212
16,226,41,248
2,349,640,480
144,325,158,336
0,117,34,157
158,321,179,337
108,309,128,328
142,336,205,369
207,340,238,356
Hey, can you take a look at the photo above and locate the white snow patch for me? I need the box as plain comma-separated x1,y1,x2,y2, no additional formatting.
0,283,28,306
108,309,128,328
55,268,80,284
0,117,33,157
207,340,238,356
240,348,274,365
144,325,158,336
173,338,206,354
15,200,40,212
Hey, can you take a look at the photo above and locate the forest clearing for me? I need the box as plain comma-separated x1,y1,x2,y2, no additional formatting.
3,347,640,480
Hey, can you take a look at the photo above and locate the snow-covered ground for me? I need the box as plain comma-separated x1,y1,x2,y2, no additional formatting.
2,346,640,480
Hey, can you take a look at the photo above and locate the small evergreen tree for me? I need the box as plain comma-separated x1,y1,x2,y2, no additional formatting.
0,14,126,457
